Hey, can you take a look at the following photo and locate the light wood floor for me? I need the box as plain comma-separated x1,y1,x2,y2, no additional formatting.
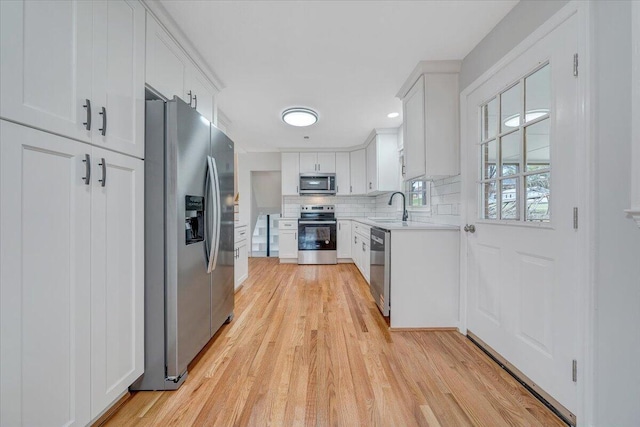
106,258,565,426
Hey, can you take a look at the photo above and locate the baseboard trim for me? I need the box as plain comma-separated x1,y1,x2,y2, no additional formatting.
389,327,458,332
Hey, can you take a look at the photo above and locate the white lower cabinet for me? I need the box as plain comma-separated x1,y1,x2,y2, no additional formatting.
337,220,352,259
351,222,371,283
0,121,144,425
234,225,249,289
278,219,298,261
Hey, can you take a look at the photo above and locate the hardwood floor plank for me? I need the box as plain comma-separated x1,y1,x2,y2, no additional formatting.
105,258,565,427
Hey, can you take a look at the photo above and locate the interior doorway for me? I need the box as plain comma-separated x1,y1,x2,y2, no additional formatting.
250,171,282,257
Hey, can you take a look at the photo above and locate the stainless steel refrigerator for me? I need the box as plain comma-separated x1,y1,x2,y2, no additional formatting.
131,97,235,390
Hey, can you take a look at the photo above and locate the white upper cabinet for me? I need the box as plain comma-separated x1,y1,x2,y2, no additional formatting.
0,0,145,159
365,129,400,195
92,0,145,159
281,152,300,195
397,61,461,179
146,16,189,103
299,152,336,173
146,14,217,123
0,0,93,143
349,149,367,195
185,67,215,122
335,152,350,195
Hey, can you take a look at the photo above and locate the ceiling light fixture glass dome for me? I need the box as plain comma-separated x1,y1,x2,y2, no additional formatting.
282,107,318,127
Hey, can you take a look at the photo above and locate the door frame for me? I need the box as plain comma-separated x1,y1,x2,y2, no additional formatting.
458,1,594,425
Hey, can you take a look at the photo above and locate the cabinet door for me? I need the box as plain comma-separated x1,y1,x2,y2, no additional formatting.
335,152,350,195
366,141,378,193
186,67,215,123
350,149,367,195
363,240,371,283
337,220,352,259
316,152,336,173
299,152,317,173
235,242,249,289
281,152,300,195
0,121,91,427
352,232,361,272
279,230,298,259
92,0,145,159
90,148,144,417
403,76,426,180
0,0,93,143
145,15,188,101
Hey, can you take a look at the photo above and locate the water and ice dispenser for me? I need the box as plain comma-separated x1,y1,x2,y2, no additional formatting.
185,195,205,244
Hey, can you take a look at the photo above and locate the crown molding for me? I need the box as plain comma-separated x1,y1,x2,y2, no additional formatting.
141,0,225,93
396,60,462,99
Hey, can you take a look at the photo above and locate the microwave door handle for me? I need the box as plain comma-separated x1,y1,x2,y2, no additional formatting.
207,156,222,273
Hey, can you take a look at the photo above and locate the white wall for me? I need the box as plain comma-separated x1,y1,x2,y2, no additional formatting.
592,2,640,425
460,1,640,425
237,152,281,251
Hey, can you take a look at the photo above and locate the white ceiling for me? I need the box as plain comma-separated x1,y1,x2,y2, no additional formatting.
159,0,519,152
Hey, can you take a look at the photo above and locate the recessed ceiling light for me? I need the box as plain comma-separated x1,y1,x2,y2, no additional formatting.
387,112,400,118
282,108,318,127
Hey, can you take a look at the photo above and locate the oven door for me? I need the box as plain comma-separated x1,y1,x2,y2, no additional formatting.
298,220,337,251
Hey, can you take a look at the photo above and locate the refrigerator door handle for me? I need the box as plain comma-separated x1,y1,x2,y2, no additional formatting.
204,161,212,266
207,155,221,273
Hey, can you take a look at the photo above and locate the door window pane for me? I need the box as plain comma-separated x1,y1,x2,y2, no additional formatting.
482,181,498,219
525,119,550,171
501,131,521,176
526,173,550,222
501,178,519,220
481,139,497,179
482,98,498,140
501,83,522,131
525,64,551,123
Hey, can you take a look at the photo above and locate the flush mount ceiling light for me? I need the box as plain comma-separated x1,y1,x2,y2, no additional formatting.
387,112,400,118
282,108,318,127
504,109,549,127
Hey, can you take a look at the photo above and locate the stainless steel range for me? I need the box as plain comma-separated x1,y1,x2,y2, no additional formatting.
298,205,337,264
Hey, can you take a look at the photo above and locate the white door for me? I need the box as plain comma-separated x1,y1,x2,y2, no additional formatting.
335,152,350,195
281,152,300,195
349,149,366,195
299,152,317,173
316,152,336,173
90,148,144,416
0,0,93,143
0,121,91,427
464,13,579,421
278,230,298,259
92,0,145,159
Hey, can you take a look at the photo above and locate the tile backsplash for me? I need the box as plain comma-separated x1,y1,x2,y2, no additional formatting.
282,175,461,226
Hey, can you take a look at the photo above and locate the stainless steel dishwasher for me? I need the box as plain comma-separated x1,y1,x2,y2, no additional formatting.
370,227,390,316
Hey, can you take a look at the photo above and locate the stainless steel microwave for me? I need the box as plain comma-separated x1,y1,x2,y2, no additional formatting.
299,173,336,195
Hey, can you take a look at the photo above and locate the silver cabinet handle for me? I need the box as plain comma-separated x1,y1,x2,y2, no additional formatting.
369,182,372,190
296,185,298,193
187,90,192,106
83,99,91,130
362,242,365,251
294,232,297,240
99,107,106,136
354,236,357,244
350,185,352,193
193,94,197,109
463,224,476,233
98,158,106,187
82,154,91,185
339,222,341,231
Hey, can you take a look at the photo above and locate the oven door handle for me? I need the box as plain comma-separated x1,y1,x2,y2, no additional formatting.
299,220,337,225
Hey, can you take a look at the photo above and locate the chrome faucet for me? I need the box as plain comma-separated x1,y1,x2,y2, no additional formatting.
388,192,409,222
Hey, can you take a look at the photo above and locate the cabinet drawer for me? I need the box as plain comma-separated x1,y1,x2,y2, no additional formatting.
353,222,371,238
279,219,298,230
235,225,248,242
